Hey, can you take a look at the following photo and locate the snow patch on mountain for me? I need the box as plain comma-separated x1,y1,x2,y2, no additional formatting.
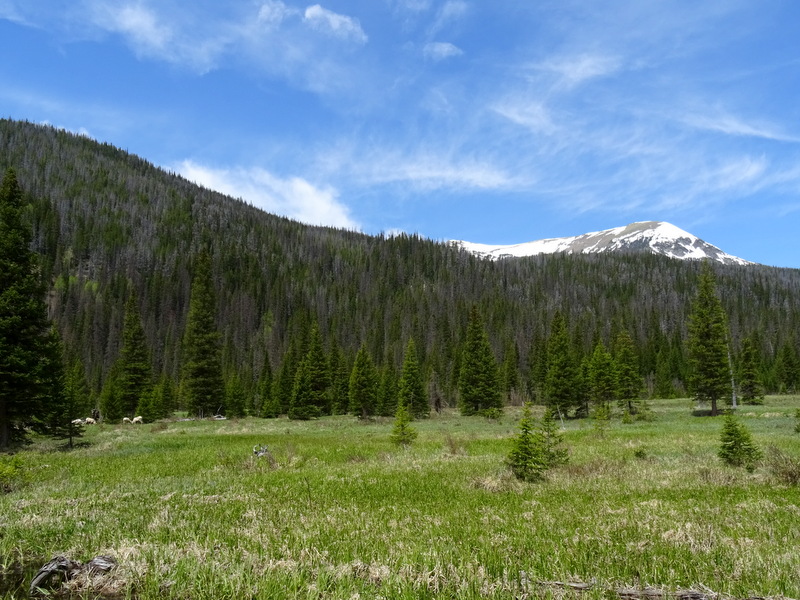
452,221,752,266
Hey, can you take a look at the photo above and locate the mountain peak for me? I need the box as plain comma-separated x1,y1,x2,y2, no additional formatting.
452,221,752,266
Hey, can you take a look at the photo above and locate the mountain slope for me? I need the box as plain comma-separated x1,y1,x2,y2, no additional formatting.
454,221,750,266
1,119,799,402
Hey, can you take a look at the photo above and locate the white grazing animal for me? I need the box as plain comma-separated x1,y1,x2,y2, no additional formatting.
71,418,84,425
132,416,143,424
84,417,96,425
123,417,132,424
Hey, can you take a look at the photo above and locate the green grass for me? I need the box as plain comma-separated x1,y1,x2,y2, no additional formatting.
2,397,800,599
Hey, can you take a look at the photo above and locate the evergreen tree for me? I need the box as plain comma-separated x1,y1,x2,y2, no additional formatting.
527,335,548,403
687,265,731,416
39,330,80,447
506,403,547,482
501,339,520,402
390,399,417,446
100,363,124,423
273,346,299,415
540,407,568,467
180,252,224,417
258,354,281,418
328,343,350,415
774,342,799,394
225,373,247,418
614,330,642,414
458,306,501,416
654,350,676,399
0,168,63,448
377,364,398,417
304,322,331,415
256,352,272,416
588,341,617,410
719,413,761,472
61,355,91,448
738,337,764,405
136,376,168,423
116,291,153,417
349,344,378,418
288,357,317,420
544,311,578,418
156,375,175,419
592,402,611,437
398,338,429,419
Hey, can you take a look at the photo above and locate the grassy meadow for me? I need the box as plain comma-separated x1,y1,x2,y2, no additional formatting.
1,398,799,599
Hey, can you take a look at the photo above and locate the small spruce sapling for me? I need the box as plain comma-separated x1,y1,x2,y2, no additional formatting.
540,407,568,467
390,401,417,446
592,403,611,437
719,413,762,472
507,403,547,482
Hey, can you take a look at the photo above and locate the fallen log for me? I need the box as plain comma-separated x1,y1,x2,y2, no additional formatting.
30,555,116,596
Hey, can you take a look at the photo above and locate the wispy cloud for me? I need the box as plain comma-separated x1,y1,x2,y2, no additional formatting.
176,160,359,230
682,111,800,143
491,101,558,137
303,5,367,44
428,0,468,36
423,41,462,61
534,53,622,89
345,150,522,192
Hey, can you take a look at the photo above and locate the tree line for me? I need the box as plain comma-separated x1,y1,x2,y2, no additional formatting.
1,120,800,442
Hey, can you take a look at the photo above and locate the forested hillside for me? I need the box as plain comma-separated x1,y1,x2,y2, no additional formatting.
1,119,799,412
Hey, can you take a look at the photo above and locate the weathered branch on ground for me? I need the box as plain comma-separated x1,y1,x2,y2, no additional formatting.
30,555,116,596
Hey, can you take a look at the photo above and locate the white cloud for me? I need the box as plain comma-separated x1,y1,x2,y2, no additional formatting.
176,160,359,230
683,112,800,143
429,0,468,35
303,5,367,44
423,41,462,61
91,3,173,55
492,101,558,137
257,0,296,26
353,152,520,192
535,53,622,89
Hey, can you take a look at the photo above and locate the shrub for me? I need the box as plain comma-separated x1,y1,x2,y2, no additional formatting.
718,413,761,472
481,407,503,420
0,454,25,494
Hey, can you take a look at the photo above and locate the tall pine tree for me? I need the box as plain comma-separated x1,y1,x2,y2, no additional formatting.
687,265,731,416
348,344,378,418
738,337,764,405
588,341,617,410
116,291,153,417
544,311,578,418
614,330,642,414
398,338,429,419
0,168,63,448
180,252,224,417
458,306,501,416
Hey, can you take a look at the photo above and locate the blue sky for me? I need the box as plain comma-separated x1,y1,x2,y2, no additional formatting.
1,1,799,268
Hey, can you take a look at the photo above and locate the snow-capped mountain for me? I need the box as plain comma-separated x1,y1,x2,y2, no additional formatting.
452,221,751,266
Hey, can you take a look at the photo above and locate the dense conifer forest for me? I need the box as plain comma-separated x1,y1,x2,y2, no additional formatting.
1,119,799,418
